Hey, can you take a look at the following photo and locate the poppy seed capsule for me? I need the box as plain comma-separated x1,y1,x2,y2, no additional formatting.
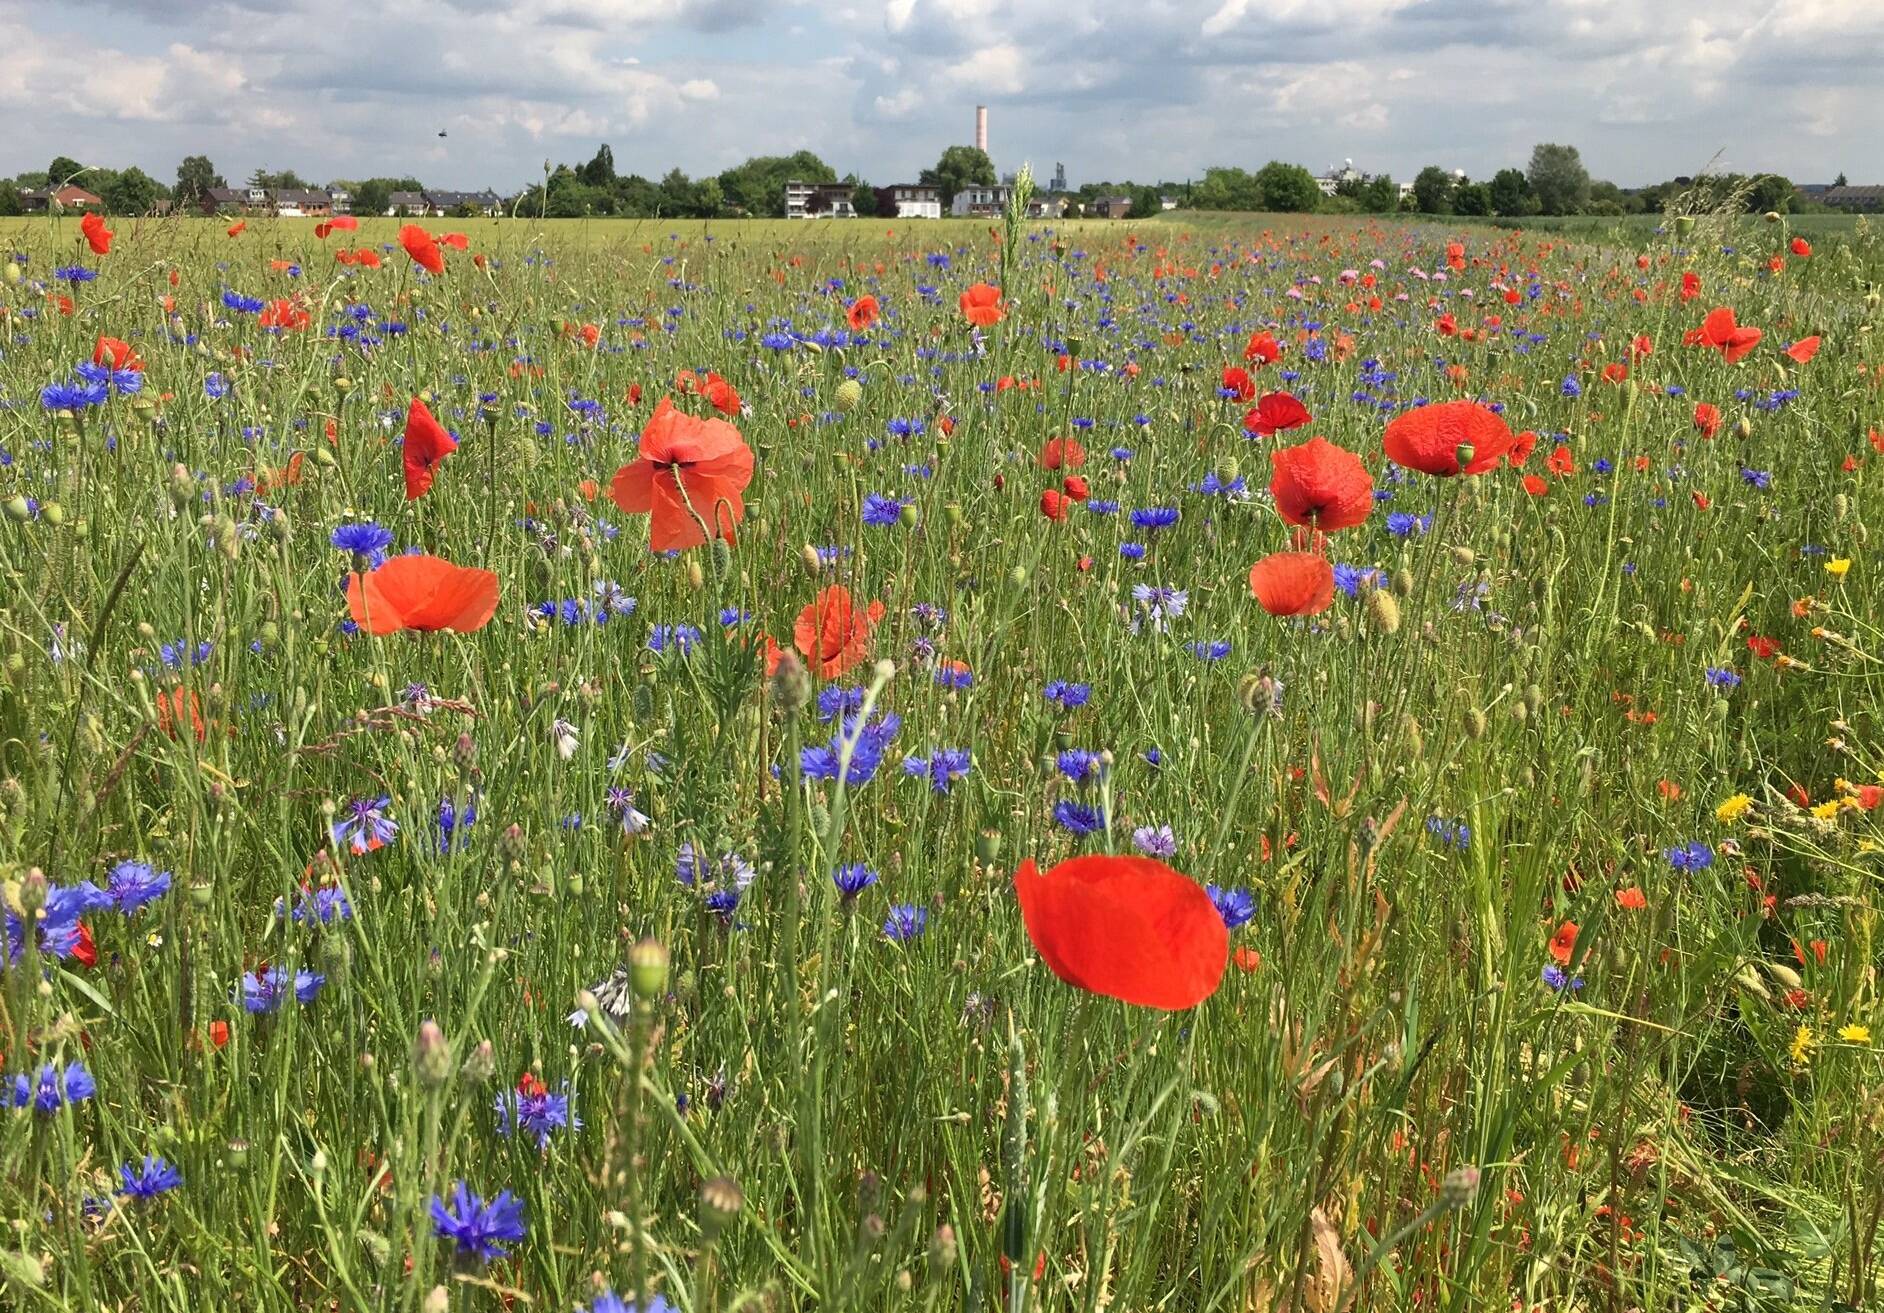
630,937,670,999
2,495,29,522
834,378,863,412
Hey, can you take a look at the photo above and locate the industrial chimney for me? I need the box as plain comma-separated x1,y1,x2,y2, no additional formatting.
975,105,988,154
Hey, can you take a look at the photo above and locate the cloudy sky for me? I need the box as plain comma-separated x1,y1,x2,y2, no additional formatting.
7,0,1880,193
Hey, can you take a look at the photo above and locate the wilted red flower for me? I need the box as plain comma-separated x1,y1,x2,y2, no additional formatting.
1269,436,1373,531
93,335,143,372
1221,366,1256,402
402,397,458,500
1383,400,1515,476
1243,391,1312,436
608,395,754,551
226,221,247,238
1694,306,1761,364
1693,402,1721,438
346,554,500,635
1783,335,1820,364
959,283,1004,327
847,295,879,331
399,224,445,276
1015,855,1228,1010
1249,551,1335,617
1039,437,1086,470
793,585,886,679
80,211,113,255
1243,331,1281,364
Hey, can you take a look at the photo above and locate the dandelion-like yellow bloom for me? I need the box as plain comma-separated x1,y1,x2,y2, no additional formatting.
1811,800,1842,820
1790,1024,1816,1066
1715,793,1753,823
1825,558,1851,578
1838,1023,1872,1045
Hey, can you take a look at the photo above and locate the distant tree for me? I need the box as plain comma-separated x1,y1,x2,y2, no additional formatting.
925,145,995,207
1181,167,1257,211
175,155,222,206
0,185,21,217
352,179,392,216
1452,179,1493,217
1357,173,1400,213
1834,171,1848,187
717,151,834,217
1130,184,1164,219
1488,168,1533,217
580,144,616,188
616,174,663,218
102,166,163,215
1527,143,1590,215
1745,174,1794,214
851,179,878,216
1254,161,1320,212
1586,180,1637,214
48,156,84,186
1412,165,1454,214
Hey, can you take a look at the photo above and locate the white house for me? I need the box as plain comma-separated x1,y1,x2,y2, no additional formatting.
876,183,942,219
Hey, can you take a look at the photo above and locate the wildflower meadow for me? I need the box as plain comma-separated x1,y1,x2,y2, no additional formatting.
3,190,1883,1312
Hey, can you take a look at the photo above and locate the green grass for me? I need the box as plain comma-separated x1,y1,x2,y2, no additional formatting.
0,206,1881,1312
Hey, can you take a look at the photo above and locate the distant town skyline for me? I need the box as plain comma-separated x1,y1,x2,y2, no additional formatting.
5,0,1880,193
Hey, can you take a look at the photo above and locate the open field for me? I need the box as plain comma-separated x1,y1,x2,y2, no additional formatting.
2,206,1882,1312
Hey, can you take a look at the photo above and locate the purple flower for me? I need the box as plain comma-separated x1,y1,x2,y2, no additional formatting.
429,1183,527,1263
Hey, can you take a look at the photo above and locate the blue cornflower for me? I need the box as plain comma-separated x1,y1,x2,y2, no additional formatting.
1560,375,1582,398
882,903,928,942
430,1183,527,1264
107,860,172,915
1541,964,1584,993
494,1083,579,1148
332,796,396,855
1425,816,1470,851
40,379,107,410
240,967,325,1012
647,624,703,656
903,746,971,793
862,493,906,526
933,663,973,690
587,1294,676,1313
290,887,353,925
1129,506,1180,532
1705,667,1742,690
1740,467,1771,490
204,373,229,400
704,888,741,919
157,639,213,670
221,289,265,315
11,1062,96,1113
1055,749,1105,784
1130,583,1188,631
55,266,97,284
119,1155,184,1199
606,787,651,835
801,713,902,786
1120,542,1147,561
817,685,867,723
1386,511,1431,537
5,881,112,962
1207,884,1257,930
1131,824,1178,858
675,843,756,892
1666,841,1713,871
718,606,749,627
1052,800,1105,835
833,863,879,900
1043,680,1091,711
1084,499,1120,515
437,796,478,853
1187,640,1231,661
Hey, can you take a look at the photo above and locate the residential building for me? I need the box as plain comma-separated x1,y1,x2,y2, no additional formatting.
386,190,430,216
783,180,856,218
201,186,257,215
1823,184,1884,211
426,189,505,216
1314,161,1366,197
874,183,942,219
328,188,352,214
1093,195,1135,219
950,183,1010,217
273,188,332,217
20,185,103,213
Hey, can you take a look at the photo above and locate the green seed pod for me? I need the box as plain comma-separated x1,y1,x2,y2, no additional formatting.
334,376,353,394
1734,416,1752,440
898,503,918,528
3,495,30,522
1674,215,1695,238
631,937,670,999
974,829,1002,865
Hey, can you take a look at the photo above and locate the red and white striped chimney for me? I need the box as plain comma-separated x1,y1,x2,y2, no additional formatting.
975,105,987,154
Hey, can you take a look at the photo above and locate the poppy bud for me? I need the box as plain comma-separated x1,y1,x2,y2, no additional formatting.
631,937,670,999
1463,707,1488,739
800,544,823,575
1734,416,1752,440
314,445,337,467
1833,493,1849,521
1762,210,1780,224
1364,588,1400,635
2,261,18,286
423,1287,449,1313
686,557,705,590
1400,714,1423,759
1391,568,1414,597
413,1019,452,1088
1511,699,1528,723
1449,545,1475,566
1008,565,1028,589
334,376,353,394
834,378,863,412
2,495,29,522
770,649,811,713
1523,684,1544,716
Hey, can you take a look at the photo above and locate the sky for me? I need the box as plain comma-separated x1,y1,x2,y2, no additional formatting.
6,0,1881,194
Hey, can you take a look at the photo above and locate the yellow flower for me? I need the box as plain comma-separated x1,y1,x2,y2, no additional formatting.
1810,800,1842,821
1715,793,1753,823
1838,1023,1872,1045
1790,1024,1816,1067
1825,558,1851,578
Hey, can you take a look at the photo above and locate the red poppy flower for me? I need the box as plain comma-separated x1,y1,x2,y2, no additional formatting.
608,395,754,551
227,220,246,238
157,687,207,742
1546,443,1575,476
1783,335,1820,364
330,214,359,232
1549,920,1578,966
402,397,458,500
1746,635,1780,660
1243,331,1281,364
73,922,97,968
1061,474,1089,502
436,232,469,251
1039,437,1086,470
314,222,333,240
1249,551,1335,617
1221,366,1256,402
80,211,114,255
1039,488,1070,521
208,1020,230,1049
1383,400,1515,476
1014,855,1228,1010
346,553,500,635
1679,271,1700,302
355,248,382,268
847,296,879,331
1243,391,1311,436
1615,887,1646,911
1790,236,1811,257
399,224,445,276
679,368,742,417
1269,436,1373,532
1696,307,1761,364
259,298,312,331
1693,402,1721,437
959,283,1004,327
793,585,886,679
93,335,143,372
1508,430,1538,466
